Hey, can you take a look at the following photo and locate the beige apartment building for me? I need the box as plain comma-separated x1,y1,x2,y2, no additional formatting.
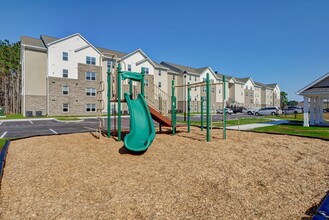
21,33,280,116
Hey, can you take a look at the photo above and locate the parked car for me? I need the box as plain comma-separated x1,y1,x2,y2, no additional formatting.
254,107,282,116
216,108,233,115
282,106,303,114
243,108,259,115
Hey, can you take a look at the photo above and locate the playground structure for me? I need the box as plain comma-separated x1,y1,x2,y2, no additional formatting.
171,73,227,141
102,62,228,151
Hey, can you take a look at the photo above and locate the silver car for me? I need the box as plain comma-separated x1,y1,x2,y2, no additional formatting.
255,107,282,116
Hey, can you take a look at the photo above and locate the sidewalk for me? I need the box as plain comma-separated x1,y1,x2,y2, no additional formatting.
227,119,289,131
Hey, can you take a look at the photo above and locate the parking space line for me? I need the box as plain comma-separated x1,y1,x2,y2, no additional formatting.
1,131,7,138
49,129,58,134
0,121,3,125
29,120,33,124
84,126,97,131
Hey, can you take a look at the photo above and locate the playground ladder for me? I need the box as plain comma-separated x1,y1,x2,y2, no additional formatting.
96,80,105,138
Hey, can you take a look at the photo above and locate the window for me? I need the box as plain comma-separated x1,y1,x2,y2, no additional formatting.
128,64,132,72
246,92,248,96
62,86,69,95
63,69,68,78
203,78,206,82
219,89,221,94
62,103,69,113
86,56,96,65
195,76,197,81
241,92,243,96
212,88,215,93
173,75,175,80
195,87,197,91
107,60,115,69
189,75,191,80
86,104,96,112
250,93,253,96
86,88,96,96
86,72,96,81
143,67,149,74
144,79,149,86
158,82,161,88
63,52,68,61
158,70,161,76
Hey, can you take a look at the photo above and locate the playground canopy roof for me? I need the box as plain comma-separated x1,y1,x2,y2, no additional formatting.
296,72,329,97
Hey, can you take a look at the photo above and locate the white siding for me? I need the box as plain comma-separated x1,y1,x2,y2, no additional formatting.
48,35,101,79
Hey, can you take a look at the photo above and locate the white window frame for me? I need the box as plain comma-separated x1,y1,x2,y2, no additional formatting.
158,82,161,88
86,103,96,112
86,87,96,97
86,56,96,65
63,52,68,61
86,72,96,81
63,69,68,78
143,67,149,74
158,70,161,76
128,64,132,72
62,85,69,95
62,103,69,113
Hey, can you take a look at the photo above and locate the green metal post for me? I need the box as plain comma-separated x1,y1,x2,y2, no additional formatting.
141,67,145,97
129,79,133,99
171,80,176,135
206,73,210,142
223,75,227,140
201,96,204,131
117,63,122,142
107,67,111,138
187,83,191,133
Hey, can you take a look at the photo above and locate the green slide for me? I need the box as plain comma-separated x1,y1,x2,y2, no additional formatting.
124,93,156,152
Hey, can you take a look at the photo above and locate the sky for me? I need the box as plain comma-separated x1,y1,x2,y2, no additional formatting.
1,0,329,101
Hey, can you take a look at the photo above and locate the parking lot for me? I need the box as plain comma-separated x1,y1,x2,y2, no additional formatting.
0,117,131,139
0,113,262,139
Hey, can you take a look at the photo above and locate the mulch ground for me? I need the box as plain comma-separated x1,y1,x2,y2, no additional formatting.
0,127,328,219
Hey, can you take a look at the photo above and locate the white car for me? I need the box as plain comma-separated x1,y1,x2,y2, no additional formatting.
255,107,282,116
216,108,233,115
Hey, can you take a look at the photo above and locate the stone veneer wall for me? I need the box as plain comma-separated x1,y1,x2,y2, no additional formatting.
25,95,47,116
48,64,101,116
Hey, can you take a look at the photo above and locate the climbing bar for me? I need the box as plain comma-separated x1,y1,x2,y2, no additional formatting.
122,71,144,82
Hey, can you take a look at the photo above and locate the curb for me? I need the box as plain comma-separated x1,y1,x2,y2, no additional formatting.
0,140,10,188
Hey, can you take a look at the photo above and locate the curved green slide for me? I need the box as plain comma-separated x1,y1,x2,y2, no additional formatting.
124,93,156,152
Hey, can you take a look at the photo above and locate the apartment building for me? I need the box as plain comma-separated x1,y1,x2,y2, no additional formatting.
21,33,281,116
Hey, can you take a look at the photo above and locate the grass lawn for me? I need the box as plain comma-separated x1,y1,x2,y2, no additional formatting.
266,112,329,121
252,124,329,140
53,116,81,121
0,138,10,151
4,114,25,119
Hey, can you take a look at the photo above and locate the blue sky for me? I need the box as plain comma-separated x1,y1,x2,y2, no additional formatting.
2,0,329,101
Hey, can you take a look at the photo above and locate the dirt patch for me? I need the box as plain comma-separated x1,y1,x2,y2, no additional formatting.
0,128,328,219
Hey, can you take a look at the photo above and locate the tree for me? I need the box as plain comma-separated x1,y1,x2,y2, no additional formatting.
287,100,298,107
0,39,21,114
280,91,288,109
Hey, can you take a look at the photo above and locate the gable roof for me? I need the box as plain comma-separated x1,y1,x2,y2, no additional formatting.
296,72,329,95
97,47,127,59
160,61,200,75
21,36,46,49
40,35,58,45
43,33,102,55
120,48,158,68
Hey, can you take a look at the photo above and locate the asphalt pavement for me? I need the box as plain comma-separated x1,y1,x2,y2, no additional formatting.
0,117,131,139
